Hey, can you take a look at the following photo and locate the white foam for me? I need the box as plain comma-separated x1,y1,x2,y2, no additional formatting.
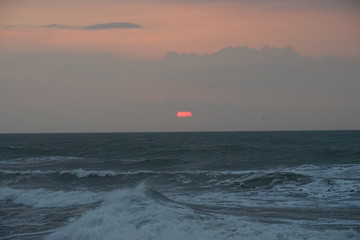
45,184,360,240
0,186,102,208
60,169,118,178
167,165,360,210
284,164,360,179
294,178,360,207
175,178,360,209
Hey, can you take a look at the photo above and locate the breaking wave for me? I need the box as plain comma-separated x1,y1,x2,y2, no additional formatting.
44,183,360,240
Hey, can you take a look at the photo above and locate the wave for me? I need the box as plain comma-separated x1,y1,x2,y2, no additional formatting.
0,169,57,175
44,183,360,240
0,168,158,178
0,156,82,165
234,171,311,189
2,164,359,183
0,186,102,208
60,169,119,178
127,157,190,168
4,145,20,149
60,169,159,178
284,164,360,177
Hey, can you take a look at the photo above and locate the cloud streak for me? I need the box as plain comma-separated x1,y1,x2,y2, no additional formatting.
43,22,144,30
82,22,143,30
43,24,74,29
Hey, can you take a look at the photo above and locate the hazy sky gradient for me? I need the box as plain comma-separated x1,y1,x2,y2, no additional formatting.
0,0,359,132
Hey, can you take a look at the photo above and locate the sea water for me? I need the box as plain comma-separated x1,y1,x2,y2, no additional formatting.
0,131,359,239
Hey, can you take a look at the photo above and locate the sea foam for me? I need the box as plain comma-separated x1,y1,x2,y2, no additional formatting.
45,183,360,240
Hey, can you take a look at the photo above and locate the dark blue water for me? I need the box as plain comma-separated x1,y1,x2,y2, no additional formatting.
1,131,360,239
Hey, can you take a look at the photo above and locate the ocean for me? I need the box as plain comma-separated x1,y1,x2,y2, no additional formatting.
0,131,359,240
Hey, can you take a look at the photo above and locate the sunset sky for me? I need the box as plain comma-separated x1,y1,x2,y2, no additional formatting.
1,0,359,58
0,0,359,132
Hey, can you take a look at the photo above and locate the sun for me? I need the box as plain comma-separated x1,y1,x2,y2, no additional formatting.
177,111,192,118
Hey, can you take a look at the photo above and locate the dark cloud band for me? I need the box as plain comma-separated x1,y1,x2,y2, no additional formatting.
43,24,74,29
82,22,143,30
43,22,143,30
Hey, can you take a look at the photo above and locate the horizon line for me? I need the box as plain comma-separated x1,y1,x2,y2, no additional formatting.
0,129,359,135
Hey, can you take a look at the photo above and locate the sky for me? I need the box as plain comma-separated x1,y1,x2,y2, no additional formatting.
0,0,359,133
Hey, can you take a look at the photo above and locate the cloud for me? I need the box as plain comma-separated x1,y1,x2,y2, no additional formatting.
42,22,143,30
82,22,143,30
43,24,74,29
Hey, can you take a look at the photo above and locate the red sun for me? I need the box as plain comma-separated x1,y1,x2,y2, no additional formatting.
177,111,192,118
